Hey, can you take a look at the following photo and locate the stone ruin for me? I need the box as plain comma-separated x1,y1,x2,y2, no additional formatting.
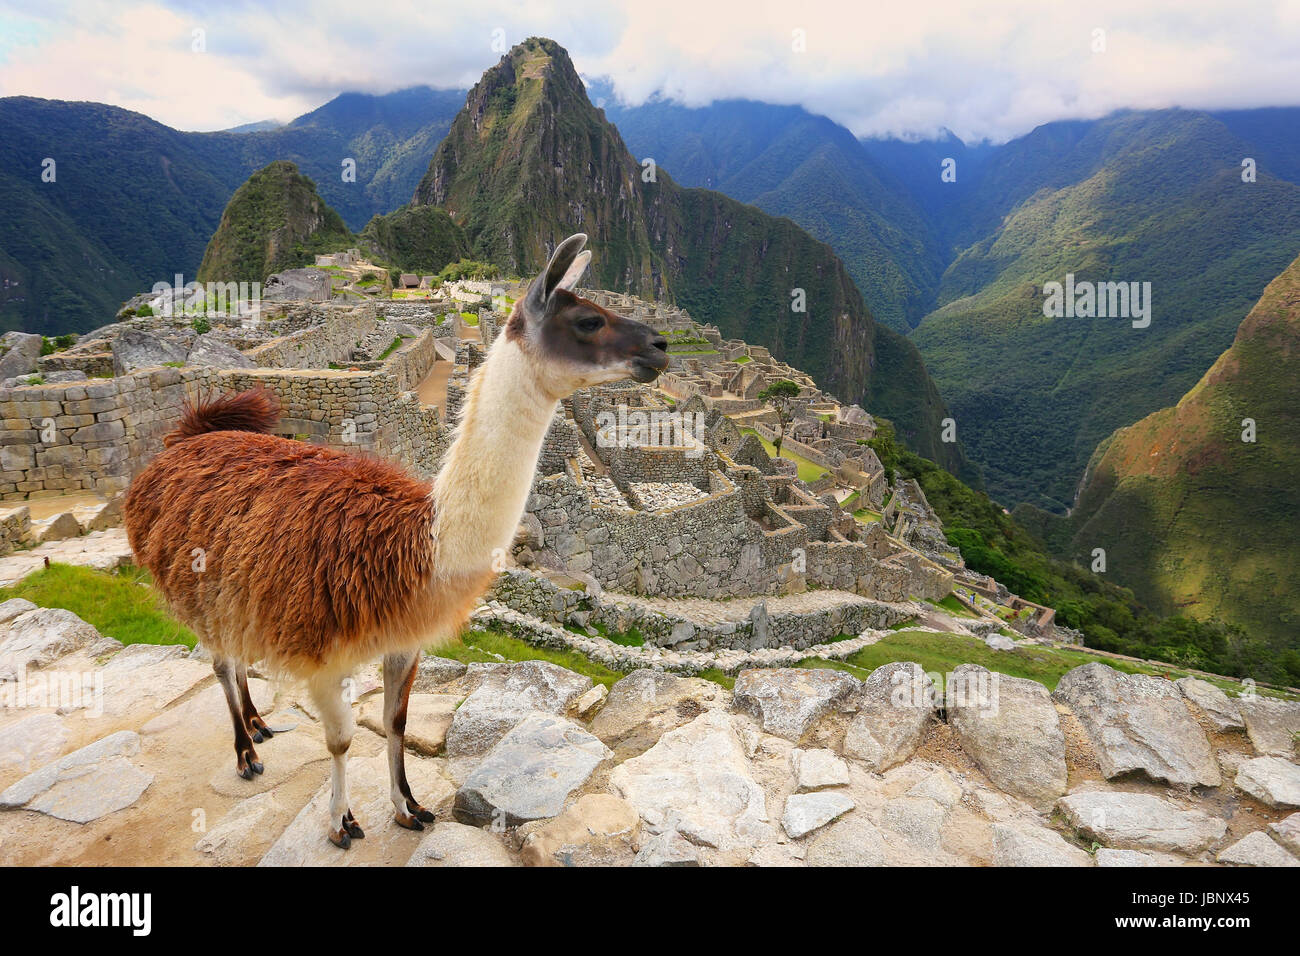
0,278,1077,654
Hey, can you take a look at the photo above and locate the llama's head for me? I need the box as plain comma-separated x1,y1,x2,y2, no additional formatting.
506,233,669,396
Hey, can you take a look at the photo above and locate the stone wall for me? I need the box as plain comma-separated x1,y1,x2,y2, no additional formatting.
244,304,379,369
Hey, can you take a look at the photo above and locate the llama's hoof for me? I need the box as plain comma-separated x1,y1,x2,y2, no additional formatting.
248,759,264,775
409,802,436,824
344,810,365,840
395,812,425,831
329,828,352,850
250,719,275,743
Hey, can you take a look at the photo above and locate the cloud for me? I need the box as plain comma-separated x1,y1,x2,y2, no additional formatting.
0,0,1297,141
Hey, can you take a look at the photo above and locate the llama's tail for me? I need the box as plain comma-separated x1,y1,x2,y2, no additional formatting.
164,389,280,447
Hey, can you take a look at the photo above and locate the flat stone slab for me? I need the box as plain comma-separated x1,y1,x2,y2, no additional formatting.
140,678,274,735
360,693,458,756
611,709,774,850
992,823,1093,867
195,790,284,866
454,713,610,826
1236,697,1300,758
0,529,133,587
733,667,859,741
207,722,327,797
0,712,69,777
1095,848,1186,867
1234,756,1300,808
1176,678,1244,731
258,753,454,866
791,748,850,791
947,663,1066,807
1216,830,1300,867
842,661,935,771
782,791,855,839
1057,790,1227,854
0,730,152,823
1053,663,1220,787
405,821,518,867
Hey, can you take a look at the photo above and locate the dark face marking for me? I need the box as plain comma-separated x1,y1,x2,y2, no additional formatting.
529,289,669,381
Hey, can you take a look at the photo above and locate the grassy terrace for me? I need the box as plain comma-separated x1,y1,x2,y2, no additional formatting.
5,564,1293,700
739,428,828,483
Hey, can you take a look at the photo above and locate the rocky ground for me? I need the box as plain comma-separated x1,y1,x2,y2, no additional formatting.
1,600,1298,867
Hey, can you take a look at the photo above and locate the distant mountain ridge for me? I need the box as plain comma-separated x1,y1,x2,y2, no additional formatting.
397,38,965,472
0,88,466,334
1059,251,1300,660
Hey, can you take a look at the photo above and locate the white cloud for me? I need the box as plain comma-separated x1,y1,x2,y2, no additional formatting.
0,0,1296,141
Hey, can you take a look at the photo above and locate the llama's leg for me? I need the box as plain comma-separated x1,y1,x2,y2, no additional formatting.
214,655,262,779
309,672,364,849
382,649,437,830
236,663,274,743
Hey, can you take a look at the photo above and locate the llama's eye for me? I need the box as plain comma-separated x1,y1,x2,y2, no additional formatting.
576,315,604,334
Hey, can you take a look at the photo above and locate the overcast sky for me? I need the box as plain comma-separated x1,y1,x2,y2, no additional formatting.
1,0,1298,142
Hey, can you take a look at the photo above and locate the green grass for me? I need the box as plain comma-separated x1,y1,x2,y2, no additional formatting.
931,594,978,618
378,335,408,360
795,629,1295,697
0,563,196,648
739,428,828,482
431,629,626,688
733,355,751,364
460,311,479,326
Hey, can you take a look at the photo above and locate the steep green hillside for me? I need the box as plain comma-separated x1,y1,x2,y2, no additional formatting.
909,110,1300,510
357,205,469,275
407,38,965,473
0,89,465,333
602,95,943,332
196,161,353,285
1063,253,1300,659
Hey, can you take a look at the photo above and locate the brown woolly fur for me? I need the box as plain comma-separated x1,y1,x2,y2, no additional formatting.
164,388,281,446
126,415,489,678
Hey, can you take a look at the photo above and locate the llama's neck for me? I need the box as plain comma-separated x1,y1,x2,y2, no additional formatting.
431,337,557,575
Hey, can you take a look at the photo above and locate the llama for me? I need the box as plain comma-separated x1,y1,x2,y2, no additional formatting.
124,235,668,847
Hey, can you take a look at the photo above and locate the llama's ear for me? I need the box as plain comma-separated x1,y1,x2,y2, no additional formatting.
525,233,588,317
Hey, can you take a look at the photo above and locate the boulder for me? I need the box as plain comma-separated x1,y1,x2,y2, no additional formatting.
984,633,1016,651
1216,830,1300,867
187,333,253,369
0,730,152,823
0,607,119,680
574,684,608,718
733,667,859,741
1053,663,1220,787
590,669,728,754
610,710,774,850
35,512,82,544
782,791,855,839
1175,677,1244,731
991,823,1092,867
1236,697,1300,758
444,660,592,756
790,748,850,791
519,793,640,866
947,664,1067,807
110,328,188,376
0,331,43,381
1269,812,1300,855
454,713,611,826
1057,791,1227,854
842,661,935,771
413,655,466,691
1234,756,1300,808
405,822,518,867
